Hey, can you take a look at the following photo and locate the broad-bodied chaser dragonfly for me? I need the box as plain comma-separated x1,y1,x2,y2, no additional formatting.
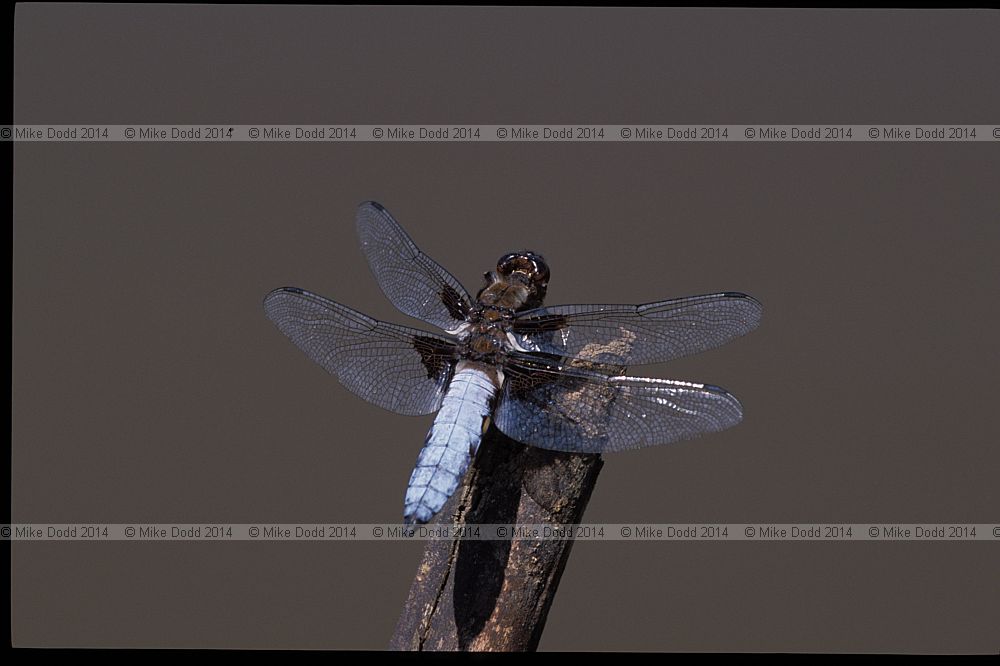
264,202,761,525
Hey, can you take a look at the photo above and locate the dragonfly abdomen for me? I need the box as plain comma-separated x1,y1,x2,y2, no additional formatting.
403,365,497,524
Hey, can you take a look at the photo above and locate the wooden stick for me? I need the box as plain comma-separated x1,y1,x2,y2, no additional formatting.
389,425,603,651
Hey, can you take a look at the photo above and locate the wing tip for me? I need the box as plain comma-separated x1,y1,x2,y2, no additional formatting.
359,199,385,212
263,285,306,305
721,291,764,333
263,287,339,324
698,382,746,424
723,291,763,309
356,200,395,244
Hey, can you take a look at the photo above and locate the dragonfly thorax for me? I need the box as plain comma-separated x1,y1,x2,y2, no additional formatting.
461,306,515,364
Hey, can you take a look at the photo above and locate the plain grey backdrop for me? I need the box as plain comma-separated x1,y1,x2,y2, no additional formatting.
12,5,999,651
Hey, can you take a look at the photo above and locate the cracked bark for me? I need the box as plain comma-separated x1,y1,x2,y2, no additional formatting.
389,424,603,651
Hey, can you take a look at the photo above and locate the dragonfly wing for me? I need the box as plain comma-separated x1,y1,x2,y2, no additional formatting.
494,352,744,453
356,201,474,332
264,287,458,416
510,292,762,366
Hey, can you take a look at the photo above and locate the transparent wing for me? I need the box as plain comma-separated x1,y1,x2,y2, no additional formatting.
356,201,473,332
263,287,458,416
510,292,762,366
494,353,744,453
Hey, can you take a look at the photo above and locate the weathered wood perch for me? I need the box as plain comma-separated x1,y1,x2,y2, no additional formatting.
390,424,603,651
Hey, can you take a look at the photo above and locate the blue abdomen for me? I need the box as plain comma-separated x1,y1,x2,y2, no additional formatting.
403,365,497,524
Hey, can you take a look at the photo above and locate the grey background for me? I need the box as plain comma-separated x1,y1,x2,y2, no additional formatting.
12,5,999,652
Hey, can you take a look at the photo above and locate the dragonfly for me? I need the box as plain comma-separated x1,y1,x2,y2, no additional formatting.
264,202,762,525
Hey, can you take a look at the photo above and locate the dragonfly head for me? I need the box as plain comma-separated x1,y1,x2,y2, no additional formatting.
496,251,549,310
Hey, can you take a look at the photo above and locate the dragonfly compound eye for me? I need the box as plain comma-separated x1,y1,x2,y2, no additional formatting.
497,251,550,288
